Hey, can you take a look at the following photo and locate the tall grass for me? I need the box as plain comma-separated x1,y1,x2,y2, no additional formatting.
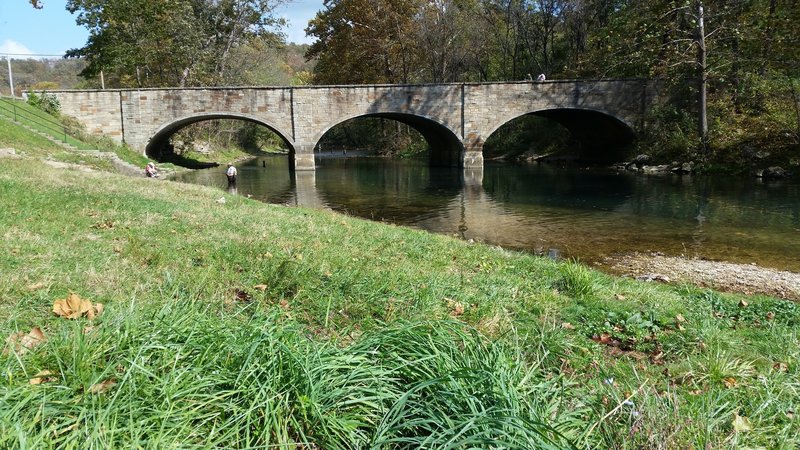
1,300,582,448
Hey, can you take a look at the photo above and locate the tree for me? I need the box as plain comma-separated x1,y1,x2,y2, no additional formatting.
305,0,422,84
65,0,286,87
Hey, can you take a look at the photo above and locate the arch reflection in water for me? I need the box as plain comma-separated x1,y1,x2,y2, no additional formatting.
174,156,800,273
172,156,296,205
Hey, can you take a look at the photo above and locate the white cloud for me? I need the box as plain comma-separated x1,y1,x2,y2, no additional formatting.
0,39,35,57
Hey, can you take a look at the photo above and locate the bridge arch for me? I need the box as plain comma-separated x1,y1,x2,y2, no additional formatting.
483,107,636,162
312,112,465,166
145,112,295,162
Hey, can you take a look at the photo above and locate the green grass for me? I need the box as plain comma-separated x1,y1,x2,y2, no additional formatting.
1,128,799,447
0,117,65,156
0,99,151,173
0,97,92,150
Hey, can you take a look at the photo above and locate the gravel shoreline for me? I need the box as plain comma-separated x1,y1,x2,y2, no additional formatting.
605,253,800,300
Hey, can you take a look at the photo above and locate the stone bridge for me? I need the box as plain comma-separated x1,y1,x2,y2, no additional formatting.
51,79,657,171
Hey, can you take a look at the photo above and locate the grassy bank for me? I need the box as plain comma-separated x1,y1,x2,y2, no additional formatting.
1,157,798,448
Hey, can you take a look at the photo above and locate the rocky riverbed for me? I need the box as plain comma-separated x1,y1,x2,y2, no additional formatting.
606,252,800,300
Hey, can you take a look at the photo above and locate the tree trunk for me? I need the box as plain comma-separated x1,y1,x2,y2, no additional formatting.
696,1,708,153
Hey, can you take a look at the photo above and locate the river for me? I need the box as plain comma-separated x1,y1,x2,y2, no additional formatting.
172,155,800,273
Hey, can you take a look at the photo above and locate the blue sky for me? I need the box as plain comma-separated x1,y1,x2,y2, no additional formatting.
0,0,322,58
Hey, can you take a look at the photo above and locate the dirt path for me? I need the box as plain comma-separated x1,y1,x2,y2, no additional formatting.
606,253,800,300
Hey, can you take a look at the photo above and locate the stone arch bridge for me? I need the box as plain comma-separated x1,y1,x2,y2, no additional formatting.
51,79,657,171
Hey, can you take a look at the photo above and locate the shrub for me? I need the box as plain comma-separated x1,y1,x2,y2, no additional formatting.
25,91,61,116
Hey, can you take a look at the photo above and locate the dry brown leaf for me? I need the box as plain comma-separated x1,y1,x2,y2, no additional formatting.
676,314,686,323
52,293,103,320
773,362,788,372
279,299,290,309
234,289,252,302
26,281,47,291
739,299,749,308
723,377,738,388
444,298,465,316
91,220,115,230
29,370,56,385
5,327,47,355
253,284,268,291
614,294,626,300
561,322,576,330
88,378,117,394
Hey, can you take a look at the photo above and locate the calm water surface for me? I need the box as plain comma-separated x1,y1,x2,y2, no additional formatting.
173,155,800,272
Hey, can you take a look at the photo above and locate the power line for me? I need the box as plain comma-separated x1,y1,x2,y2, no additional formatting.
0,53,70,58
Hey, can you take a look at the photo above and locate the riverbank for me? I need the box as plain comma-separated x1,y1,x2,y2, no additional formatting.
1,156,798,448
605,253,800,300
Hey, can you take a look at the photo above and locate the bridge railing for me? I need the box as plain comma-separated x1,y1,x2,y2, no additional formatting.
0,95,73,145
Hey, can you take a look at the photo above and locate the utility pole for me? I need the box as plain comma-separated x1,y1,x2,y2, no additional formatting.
697,1,708,153
6,56,14,97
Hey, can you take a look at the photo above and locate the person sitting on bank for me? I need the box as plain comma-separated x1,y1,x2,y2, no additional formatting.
226,163,238,184
144,162,159,178
536,73,546,82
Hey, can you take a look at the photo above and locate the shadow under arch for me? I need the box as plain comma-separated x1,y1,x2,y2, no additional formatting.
487,108,637,163
145,113,295,167
312,112,465,167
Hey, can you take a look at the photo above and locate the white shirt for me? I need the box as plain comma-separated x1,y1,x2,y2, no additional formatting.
226,166,237,177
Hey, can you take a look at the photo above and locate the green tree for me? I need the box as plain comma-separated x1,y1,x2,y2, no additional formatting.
305,0,422,84
65,0,286,87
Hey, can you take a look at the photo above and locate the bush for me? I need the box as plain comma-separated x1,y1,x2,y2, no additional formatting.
25,91,61,117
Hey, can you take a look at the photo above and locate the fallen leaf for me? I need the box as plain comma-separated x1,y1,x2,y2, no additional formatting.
91,220,115,230
773,362,788,372
614,294,626,300
234,289,252,302
732,413,752,432
676,314,686,323
29,370,56,385
739,299,749,308
253,284,268,291
53,293,103,320
765,311,775,321
82,326,95,335
26,281,47,291
88,378,117,394
723,377,737,388
444,298,465,316
279,299,290,309
4,327,47,355
561,322,576,330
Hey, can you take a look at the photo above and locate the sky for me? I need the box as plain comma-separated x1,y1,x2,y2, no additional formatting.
0,0,322,58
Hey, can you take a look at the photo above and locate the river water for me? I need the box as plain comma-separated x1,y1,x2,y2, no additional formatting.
173,155,800,273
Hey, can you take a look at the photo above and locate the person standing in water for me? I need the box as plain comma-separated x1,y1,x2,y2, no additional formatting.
226,163,238,184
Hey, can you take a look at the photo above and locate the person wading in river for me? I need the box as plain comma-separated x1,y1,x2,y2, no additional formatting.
226,163,238,184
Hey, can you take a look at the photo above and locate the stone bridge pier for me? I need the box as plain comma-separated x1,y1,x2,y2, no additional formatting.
51,79,657,172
